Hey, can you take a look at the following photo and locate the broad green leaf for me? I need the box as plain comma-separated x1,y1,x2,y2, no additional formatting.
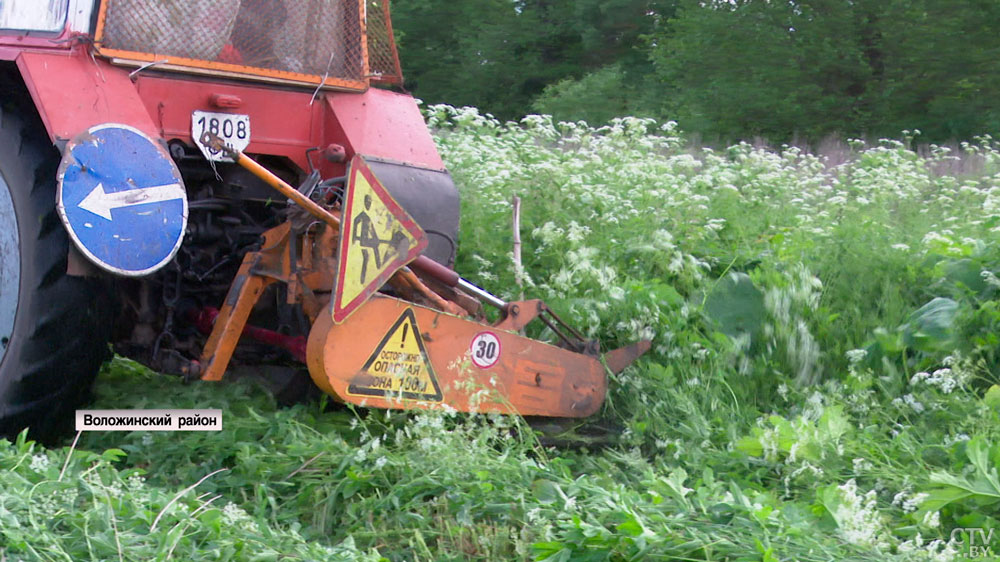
736,436,764,457
943,258,988,293
704,272,765,340
818,405,850,442
616,514,644,537
532,480,561,504
100,448,127,462
983,385,1000,409
921,439,1000,513
901,297,959,353
663,468,692,501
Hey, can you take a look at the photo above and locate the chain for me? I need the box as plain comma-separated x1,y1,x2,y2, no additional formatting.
152,261,184,362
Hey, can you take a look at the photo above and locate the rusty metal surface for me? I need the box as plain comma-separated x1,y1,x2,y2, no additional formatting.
198,212,339,381
306,295,608,418
195,201,639,415
0,21,76,60
133,74,327,173
130,74,447,174
198,226,282,381
391,268,465,316
202,131,342,231
604,340,652,374
493,300,543,332
194,307,307,362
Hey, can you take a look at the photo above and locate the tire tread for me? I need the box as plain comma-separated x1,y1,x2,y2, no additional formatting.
0,76,112,442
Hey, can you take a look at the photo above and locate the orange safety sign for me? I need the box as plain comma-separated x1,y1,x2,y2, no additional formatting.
346,308,442,401
333,155,427,323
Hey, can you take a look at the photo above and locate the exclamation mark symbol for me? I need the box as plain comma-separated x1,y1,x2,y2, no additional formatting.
400,323,409,349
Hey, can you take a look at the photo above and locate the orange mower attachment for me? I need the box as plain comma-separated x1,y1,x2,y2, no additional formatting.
196,132,650,417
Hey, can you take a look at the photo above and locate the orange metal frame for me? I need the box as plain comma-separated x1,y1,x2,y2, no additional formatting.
196,135,464,381
376,0,403,84
307,295,609,418
190,127,649,418
359,0,370,82
93,0,370,92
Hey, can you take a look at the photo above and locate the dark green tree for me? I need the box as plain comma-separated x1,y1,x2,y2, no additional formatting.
392,0,1000,142
391,0,583,120
876,0,1000,141
532,0,677,124
650,0,877,143
650,0,1000,143
391,0,674,123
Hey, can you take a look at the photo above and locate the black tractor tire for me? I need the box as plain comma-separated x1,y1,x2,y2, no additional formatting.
0,95,113,442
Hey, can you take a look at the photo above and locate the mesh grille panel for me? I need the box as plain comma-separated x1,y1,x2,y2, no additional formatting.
366,0,402,84
100,0,367,86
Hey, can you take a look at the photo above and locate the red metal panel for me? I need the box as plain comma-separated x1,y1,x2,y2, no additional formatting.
136,76,443,173
134,76,324,172
325,88,444,171
0,46,21,60
16,48,158,144
0,26,74,58
16,48,442,175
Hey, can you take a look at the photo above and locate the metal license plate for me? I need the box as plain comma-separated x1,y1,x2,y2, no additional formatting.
191,111,250,162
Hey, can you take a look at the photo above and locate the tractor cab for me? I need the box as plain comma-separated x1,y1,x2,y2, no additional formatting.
1,0,401,89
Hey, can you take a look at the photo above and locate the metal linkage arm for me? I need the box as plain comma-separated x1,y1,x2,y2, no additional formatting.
200,132,341,232
202,131,508,311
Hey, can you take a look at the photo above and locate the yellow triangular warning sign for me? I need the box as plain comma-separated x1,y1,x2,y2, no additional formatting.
334,156,427,323
347,309,443,402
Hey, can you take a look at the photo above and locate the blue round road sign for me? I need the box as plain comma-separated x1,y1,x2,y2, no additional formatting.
57,124,187,276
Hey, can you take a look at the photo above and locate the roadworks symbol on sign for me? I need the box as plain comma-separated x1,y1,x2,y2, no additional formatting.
333,156,427,323
348,309,443,402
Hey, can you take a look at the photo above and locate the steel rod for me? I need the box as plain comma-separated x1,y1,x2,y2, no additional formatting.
457,278,507,310
234,153,341,231
200,132,341,232
202,132,507,313
410,255,460,286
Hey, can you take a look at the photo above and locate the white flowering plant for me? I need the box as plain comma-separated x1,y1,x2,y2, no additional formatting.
2,112,1000,560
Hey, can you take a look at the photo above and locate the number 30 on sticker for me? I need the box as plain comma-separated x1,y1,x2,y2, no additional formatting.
470,332,501,369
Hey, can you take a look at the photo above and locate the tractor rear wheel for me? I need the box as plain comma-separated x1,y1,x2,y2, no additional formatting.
0,97,113,442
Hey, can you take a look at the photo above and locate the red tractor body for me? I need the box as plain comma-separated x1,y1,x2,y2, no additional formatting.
0,1,646,439
3,2,440,180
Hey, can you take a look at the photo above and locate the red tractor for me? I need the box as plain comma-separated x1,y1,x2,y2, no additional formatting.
0,0,647,440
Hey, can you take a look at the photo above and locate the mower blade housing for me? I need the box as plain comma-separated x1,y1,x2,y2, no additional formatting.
306,295,607,417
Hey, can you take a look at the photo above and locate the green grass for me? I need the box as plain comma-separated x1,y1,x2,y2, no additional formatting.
3,111,1000,560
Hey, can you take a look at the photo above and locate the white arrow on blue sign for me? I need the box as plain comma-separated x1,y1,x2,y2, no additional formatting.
57,124,188,276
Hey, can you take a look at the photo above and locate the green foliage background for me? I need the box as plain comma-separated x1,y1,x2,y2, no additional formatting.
391,0,1000,144
5,113,1000,560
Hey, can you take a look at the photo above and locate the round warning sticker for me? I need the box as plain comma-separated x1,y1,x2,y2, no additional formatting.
470,331,501,369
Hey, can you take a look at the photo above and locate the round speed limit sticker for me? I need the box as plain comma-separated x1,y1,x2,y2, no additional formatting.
470,332,501,369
